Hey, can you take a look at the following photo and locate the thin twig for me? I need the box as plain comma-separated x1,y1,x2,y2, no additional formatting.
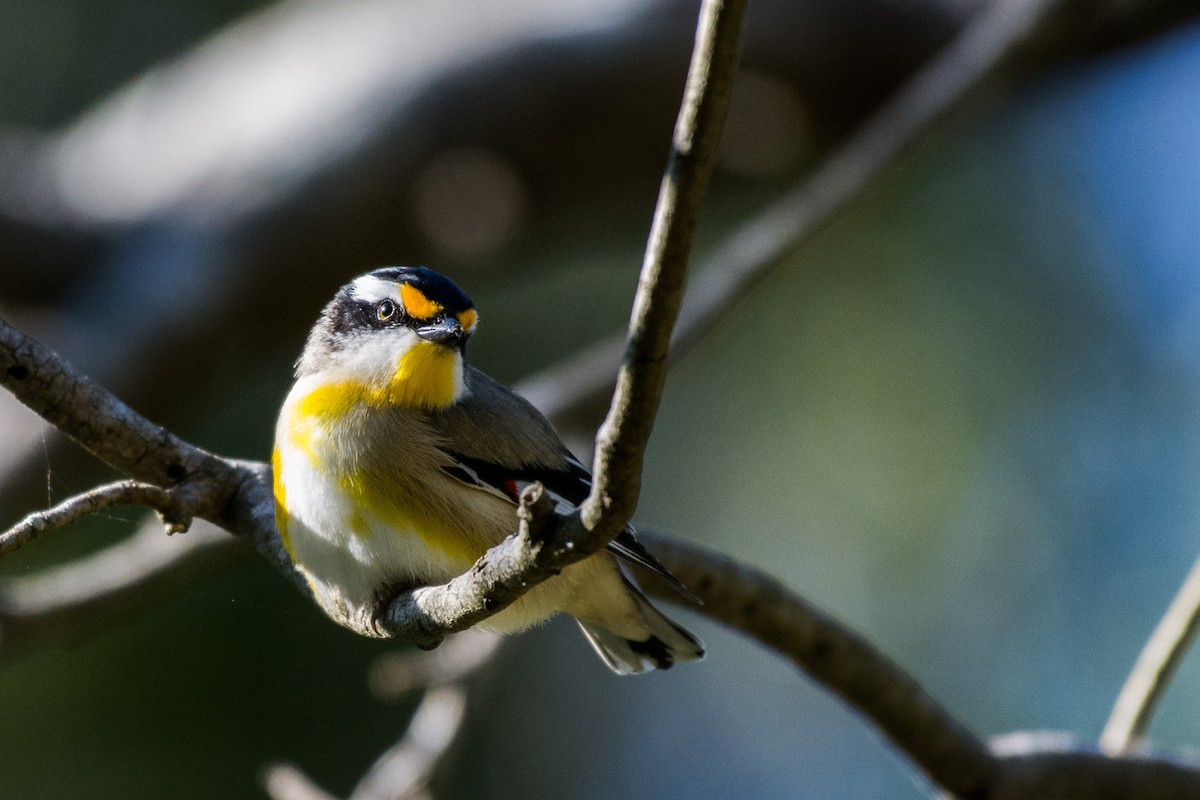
520,0,1069,426
350,686,468,800
1,479,192,556
1100,553,1200,755
580,0,744,530
262,686,468,800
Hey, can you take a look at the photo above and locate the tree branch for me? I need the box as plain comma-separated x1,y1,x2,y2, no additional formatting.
581,0,743,530
0,318,311,605
0,316,240,498
987,732,1200,799
373,0,746,644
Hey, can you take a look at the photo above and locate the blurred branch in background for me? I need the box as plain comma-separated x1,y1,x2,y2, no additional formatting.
264,685,469,800
1101,553,1200,755
368,634,504,699
0,520,239,659
521,0,1083,431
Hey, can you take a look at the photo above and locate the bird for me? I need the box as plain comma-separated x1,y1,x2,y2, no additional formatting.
272,266,703,674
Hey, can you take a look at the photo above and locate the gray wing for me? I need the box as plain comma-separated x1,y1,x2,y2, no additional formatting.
428,366,696,600
429,366,573,472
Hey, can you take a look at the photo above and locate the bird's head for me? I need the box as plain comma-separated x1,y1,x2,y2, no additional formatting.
297,267,478,410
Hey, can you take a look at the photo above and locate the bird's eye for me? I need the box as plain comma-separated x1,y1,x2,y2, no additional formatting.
377,300,396,321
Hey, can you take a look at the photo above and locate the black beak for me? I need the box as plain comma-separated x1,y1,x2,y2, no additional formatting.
416,317,466,347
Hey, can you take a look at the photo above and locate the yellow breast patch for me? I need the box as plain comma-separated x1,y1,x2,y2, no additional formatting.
294,342,459,420
296,381,364,420
390,341,459,409
337,468,488,564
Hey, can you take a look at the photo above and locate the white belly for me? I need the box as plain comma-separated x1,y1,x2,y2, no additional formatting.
281,446,470,604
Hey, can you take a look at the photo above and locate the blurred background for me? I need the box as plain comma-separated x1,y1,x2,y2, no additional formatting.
3,0,1200,797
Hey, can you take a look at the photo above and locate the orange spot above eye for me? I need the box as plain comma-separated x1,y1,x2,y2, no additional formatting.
456,308,478,332
400,283,442,320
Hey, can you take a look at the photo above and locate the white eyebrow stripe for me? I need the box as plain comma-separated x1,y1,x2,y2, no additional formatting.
349,275,401,304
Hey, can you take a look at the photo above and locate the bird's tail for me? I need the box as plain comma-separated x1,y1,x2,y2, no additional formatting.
576,582,704,676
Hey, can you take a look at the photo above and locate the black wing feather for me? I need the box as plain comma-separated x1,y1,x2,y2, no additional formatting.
441,449,697,602
444,449,589,504
607,529,700,602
